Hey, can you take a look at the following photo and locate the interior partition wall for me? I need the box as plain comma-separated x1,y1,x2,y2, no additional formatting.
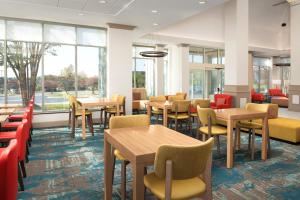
189,47,225,99
0,18,107,112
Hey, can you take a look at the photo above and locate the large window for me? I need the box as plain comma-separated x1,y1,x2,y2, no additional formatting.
189,47,225,99
253,57,271,94
0,18,107,112
132,46,155,96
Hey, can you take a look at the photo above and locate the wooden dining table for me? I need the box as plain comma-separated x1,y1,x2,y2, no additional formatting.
76,98,120,139
104,125,212,200
145,101,172,126
0,108,16,115
215,108,268,168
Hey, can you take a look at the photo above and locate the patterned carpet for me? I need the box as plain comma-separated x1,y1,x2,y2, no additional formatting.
17,125,300,200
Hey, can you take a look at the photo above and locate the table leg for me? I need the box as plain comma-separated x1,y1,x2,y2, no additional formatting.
236,126,241,150
82,107,86,139
132,163,145,200
227,119,234,168
202,151,212,200
116,103,120,116
146,104,151,118
104,136,113,200
261,116,268,160
163,106,168,127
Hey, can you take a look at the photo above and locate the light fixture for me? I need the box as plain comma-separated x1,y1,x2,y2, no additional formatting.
151,10,158,13
99,0,107,3
198,0,207,4
140,51,168,58
79,13,84,16
153,23,159,26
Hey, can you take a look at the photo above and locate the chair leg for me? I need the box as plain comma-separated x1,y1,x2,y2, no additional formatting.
20,160,27,178
156,115,159,124
202,133,206,141
104,112,108,129
18,163,24,191
111,155,116,185
216,135,221,155
120,160,127,200
248,129,251,151
68,111,71,129
87,115,94,136
267,124,271,155
251,129,256,160
175,119,178,131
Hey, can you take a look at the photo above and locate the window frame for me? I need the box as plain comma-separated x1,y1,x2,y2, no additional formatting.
0,17,107,113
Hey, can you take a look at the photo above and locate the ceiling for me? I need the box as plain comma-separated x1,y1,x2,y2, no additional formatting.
0,0,226,38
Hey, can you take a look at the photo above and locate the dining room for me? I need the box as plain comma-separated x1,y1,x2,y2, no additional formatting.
1,0,300,200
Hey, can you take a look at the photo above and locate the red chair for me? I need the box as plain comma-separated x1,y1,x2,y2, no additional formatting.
210,94,233,109
269,88,287,97
0,139,18,200
251,89,265,103
0,120,28,191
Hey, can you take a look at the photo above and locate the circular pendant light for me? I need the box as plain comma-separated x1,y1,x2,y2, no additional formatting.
140,50,168,58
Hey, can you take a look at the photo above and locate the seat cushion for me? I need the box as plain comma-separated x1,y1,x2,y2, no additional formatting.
253,117,300,143
0,131,17,139
144,172,206,200
114,149,126,161
168,113,189,119
236,121,262,129
152,109,163,115
199,125,227,135
75,109,92,116
8,114,24,120
2,122,22,129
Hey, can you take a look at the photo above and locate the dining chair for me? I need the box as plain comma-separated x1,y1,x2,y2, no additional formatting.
69,95,94,136
109,114,150,200
167,100,191,131
190,99,211,122
168,95,185,102
197,106,227,155
104,95,126,128
149,95,166,124
175,92,187,99
144,137,214,200
235,103,271,160
0,139,18,200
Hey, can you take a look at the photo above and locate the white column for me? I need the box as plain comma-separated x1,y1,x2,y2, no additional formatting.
107,25,133,114
224,0,249,107
178,44,190,98
289,4,300,111
155,45,165,96
168,44,189,96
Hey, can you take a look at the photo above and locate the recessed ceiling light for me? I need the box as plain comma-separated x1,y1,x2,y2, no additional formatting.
198,0,207,4
153,23,159,26
151,10,158,14
99,0,107,3
79,13,84,16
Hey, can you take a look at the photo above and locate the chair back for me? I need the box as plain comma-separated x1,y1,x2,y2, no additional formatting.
197,106,217,126
245,103,269,113
110,114,150,129
68,95,79,110
193,99,210,108
154,137,214,180
175,92,187,99
171,100,191,113
168,95,185,102
18,119,28,161
149,96,166,102
0,139,18,200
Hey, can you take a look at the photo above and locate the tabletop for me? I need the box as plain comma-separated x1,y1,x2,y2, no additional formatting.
105,125,203,164
215,108,267,120
0,108,16,115
77,98,119,107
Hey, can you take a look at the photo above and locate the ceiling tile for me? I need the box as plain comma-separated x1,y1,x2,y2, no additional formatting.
58,0,86,10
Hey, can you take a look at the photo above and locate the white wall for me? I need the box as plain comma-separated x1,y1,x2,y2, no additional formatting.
155,45,165,96
107,27,133,114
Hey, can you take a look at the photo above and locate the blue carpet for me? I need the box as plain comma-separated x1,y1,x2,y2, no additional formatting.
17,125,300,200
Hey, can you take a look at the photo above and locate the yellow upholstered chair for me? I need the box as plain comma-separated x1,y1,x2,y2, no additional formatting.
149,96,167,123
104,95,126,128
197,106,227,155
144,137,214,200
110,115,150,200
168,100,191,131
168,95,185,102
190,99,211,120
236,103,271,160
175,92,187,99
68,95,94,136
